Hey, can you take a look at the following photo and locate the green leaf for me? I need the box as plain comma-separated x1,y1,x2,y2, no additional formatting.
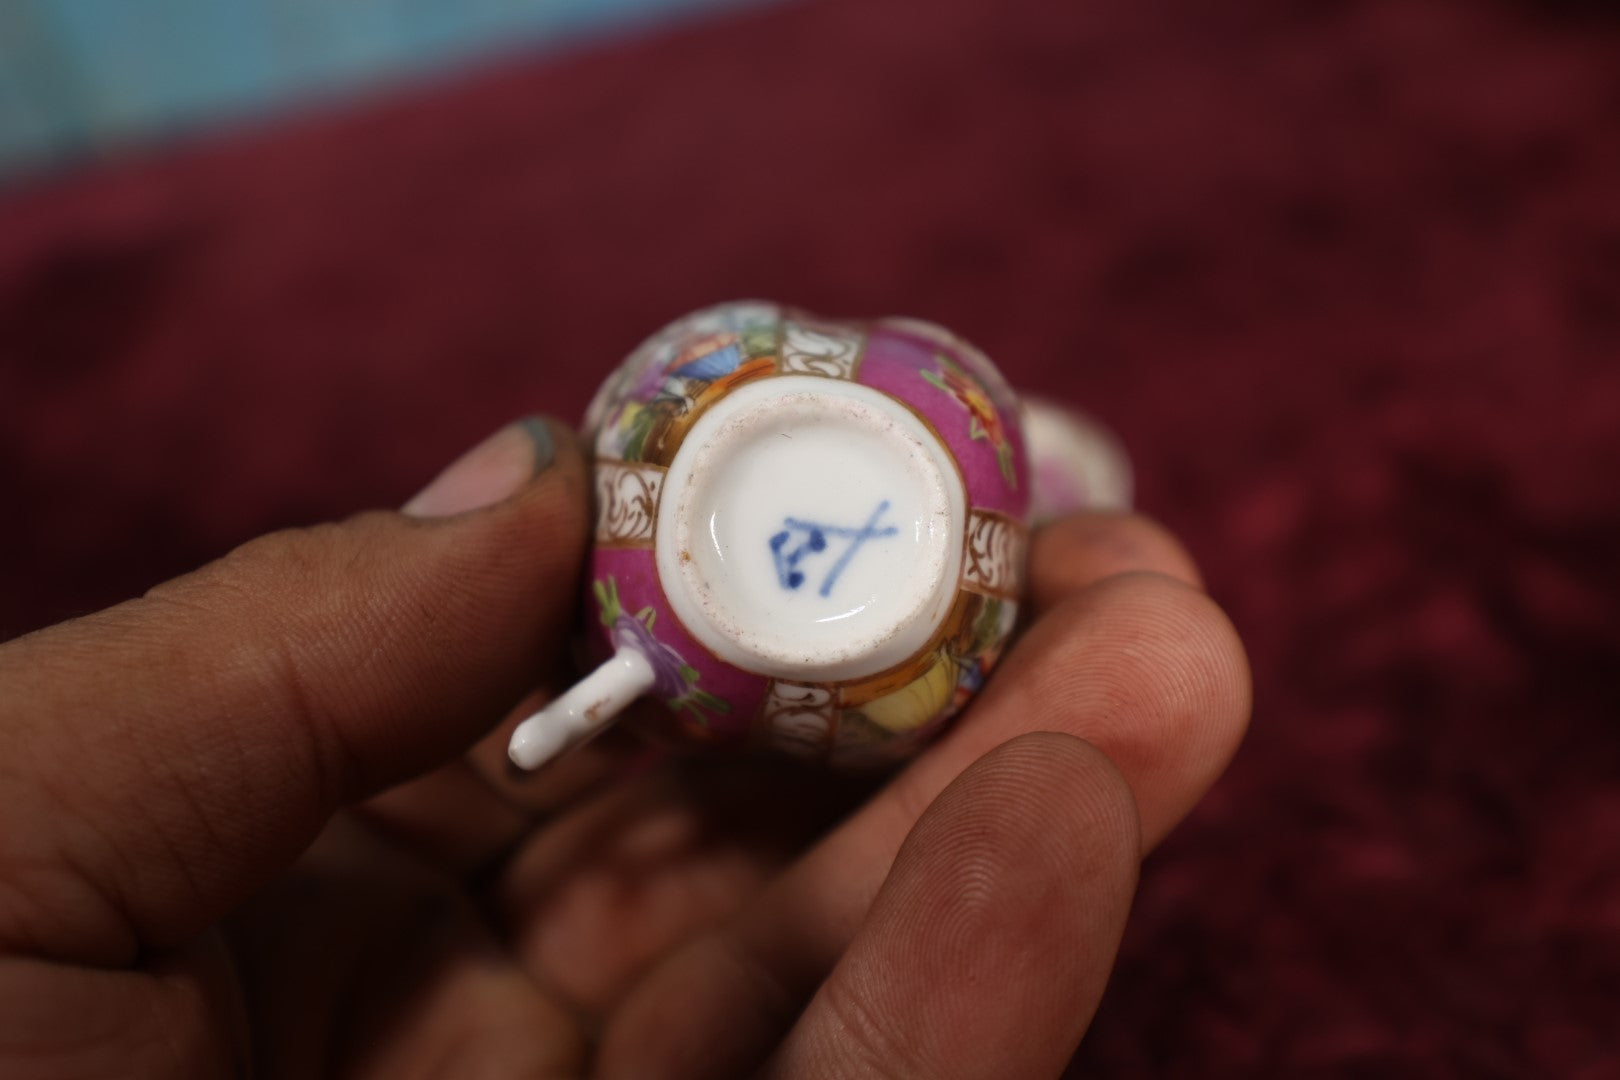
594,577,622,625
695,691,731,714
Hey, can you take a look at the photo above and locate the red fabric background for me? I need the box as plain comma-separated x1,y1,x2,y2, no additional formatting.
3,0,1618,1073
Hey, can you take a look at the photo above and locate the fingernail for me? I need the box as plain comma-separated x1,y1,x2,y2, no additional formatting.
404,417,556,518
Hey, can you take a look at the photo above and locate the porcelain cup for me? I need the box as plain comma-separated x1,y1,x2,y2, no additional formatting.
509,302,1119,770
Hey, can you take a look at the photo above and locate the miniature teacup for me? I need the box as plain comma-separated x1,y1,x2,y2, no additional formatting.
510,302,1042,770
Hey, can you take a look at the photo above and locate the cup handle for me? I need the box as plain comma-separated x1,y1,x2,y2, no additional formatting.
1022,397,1134,524
508,648,655,769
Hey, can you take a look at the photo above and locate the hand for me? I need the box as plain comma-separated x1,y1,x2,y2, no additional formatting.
0,418,1249,1078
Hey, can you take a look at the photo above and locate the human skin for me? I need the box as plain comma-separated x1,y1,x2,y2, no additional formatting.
0,418,1250,1079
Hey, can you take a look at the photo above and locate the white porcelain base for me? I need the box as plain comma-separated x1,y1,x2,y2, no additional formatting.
656,376,967,682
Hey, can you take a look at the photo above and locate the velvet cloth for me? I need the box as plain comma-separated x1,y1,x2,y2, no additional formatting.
2,0,1617,1073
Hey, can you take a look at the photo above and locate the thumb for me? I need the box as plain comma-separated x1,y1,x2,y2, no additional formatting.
0,417,589,967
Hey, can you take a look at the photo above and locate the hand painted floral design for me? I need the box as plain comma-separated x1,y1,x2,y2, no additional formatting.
594,577,730,728
921,351,1017,488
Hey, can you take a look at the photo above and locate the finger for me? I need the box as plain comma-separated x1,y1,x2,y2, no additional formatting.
924,575,1247,851
0,932,245,1079
227,816,586,1080
495,754,878,1018
600,573,1250,1079
355,690,661,877
1028,510,1203,612
353,760,537,879
463,693,668,817
340,944,586,1080
567,514,1204,1050
765,734,1139,1080
0,418,588,966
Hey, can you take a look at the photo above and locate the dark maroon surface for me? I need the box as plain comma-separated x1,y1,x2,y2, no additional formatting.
3,0,1618,1074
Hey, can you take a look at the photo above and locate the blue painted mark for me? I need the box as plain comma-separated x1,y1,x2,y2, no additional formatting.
771,501,899,597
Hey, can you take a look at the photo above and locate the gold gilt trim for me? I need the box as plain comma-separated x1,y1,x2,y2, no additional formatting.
778,314,867,381
594,458,667,549
960,507,1027,599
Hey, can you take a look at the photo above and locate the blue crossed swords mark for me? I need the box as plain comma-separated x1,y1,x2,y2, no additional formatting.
769,500,901,598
